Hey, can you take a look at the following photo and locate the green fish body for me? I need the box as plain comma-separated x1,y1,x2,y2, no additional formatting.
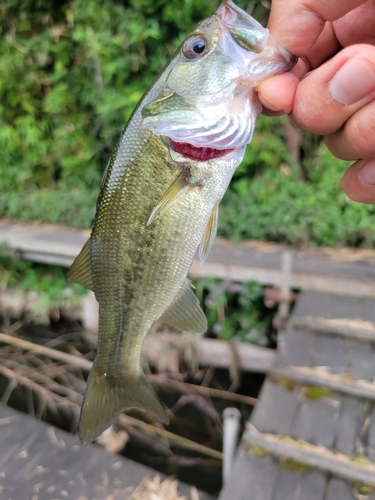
68,0,295,443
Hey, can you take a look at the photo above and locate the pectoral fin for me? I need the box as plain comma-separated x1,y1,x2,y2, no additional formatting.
159,279,207,334
147,171,192,226
199,205,218,264
68,238,94,290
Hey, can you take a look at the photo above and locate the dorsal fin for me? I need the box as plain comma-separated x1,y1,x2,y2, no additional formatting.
68,238,94,291
199,204,218,264
159,279,207,334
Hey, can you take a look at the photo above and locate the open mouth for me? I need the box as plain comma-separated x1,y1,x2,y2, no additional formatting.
170,140,234,161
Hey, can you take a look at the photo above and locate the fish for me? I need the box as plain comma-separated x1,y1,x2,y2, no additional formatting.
68,0,296,444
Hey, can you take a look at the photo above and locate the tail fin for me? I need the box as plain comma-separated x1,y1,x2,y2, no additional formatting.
79,364,169,444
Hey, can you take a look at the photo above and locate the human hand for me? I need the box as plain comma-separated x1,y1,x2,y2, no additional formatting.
257,0,375,204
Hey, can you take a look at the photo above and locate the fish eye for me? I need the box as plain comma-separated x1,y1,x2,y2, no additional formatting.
183,35,209,59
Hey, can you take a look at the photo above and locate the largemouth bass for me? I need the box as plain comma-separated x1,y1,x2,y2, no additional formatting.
69,0,296,443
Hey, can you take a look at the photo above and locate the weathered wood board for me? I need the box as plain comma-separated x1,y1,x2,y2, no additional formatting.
219,450,279,500
220,291,375,499
3,221,375,297
250,379,300,436
270,468,327,500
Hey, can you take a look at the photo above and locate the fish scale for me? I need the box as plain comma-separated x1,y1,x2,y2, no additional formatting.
68,0,296,444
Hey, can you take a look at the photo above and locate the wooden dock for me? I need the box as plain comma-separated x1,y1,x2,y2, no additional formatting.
0,403,213,500
3,221,375,497
2,220,375,297
219,291,375,499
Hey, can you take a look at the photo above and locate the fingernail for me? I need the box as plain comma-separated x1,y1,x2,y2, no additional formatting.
359,160,375,186
329,57,375,106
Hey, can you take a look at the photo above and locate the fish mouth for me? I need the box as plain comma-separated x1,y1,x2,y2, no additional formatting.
142,0,297,152
170,140,234,161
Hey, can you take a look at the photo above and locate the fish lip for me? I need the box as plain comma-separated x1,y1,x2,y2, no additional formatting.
276,43,298,69
217,0,263,29
217,0,297,74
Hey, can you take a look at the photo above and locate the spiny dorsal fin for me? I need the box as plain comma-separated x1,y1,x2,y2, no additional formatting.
147,171,192,226
159,279,207,334
68,238,94,291
199,204,218,264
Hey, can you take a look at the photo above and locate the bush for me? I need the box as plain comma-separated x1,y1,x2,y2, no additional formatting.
194,277,276,345
1,0,374,248
219,138,375,247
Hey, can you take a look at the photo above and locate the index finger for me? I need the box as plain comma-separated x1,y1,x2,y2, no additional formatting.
268,0,368,56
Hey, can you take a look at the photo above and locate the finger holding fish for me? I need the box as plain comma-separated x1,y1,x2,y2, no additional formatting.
257,0,375,206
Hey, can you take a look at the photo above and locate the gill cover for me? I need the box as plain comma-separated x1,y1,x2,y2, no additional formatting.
142,0,296,151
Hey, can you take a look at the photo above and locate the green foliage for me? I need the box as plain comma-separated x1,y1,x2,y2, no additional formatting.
219,138,375,247
1,0,375,248
194,277,276,344
0,247,86,312
0,0,269,228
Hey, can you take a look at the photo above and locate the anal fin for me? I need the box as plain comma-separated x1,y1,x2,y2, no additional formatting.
199,204,218,264
68,238,94,291
147,171,192,226
159,279,207,334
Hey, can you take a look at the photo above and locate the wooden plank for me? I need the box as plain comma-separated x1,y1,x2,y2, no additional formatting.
291,291,375,324
291,291,329,319
277,328,316,367
192,237,375,281
0,404,214,500
190,261,375,299
335,397,369,456
3,221,375,297
270,468,327,500
269,468,303,500
349,341,375,382
0,222,87,268
366,407,375,463
309,334,351,375
357,298,375,323
322,294,362,321
325,478,355,500
291,316,375,343
289,394,341,449
291,292,375,342
243,428,375,487
291,470,327,500
324,478,352,500
143,332,276,373
271,366,375,401
251,379,300,435
218,450,279,500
